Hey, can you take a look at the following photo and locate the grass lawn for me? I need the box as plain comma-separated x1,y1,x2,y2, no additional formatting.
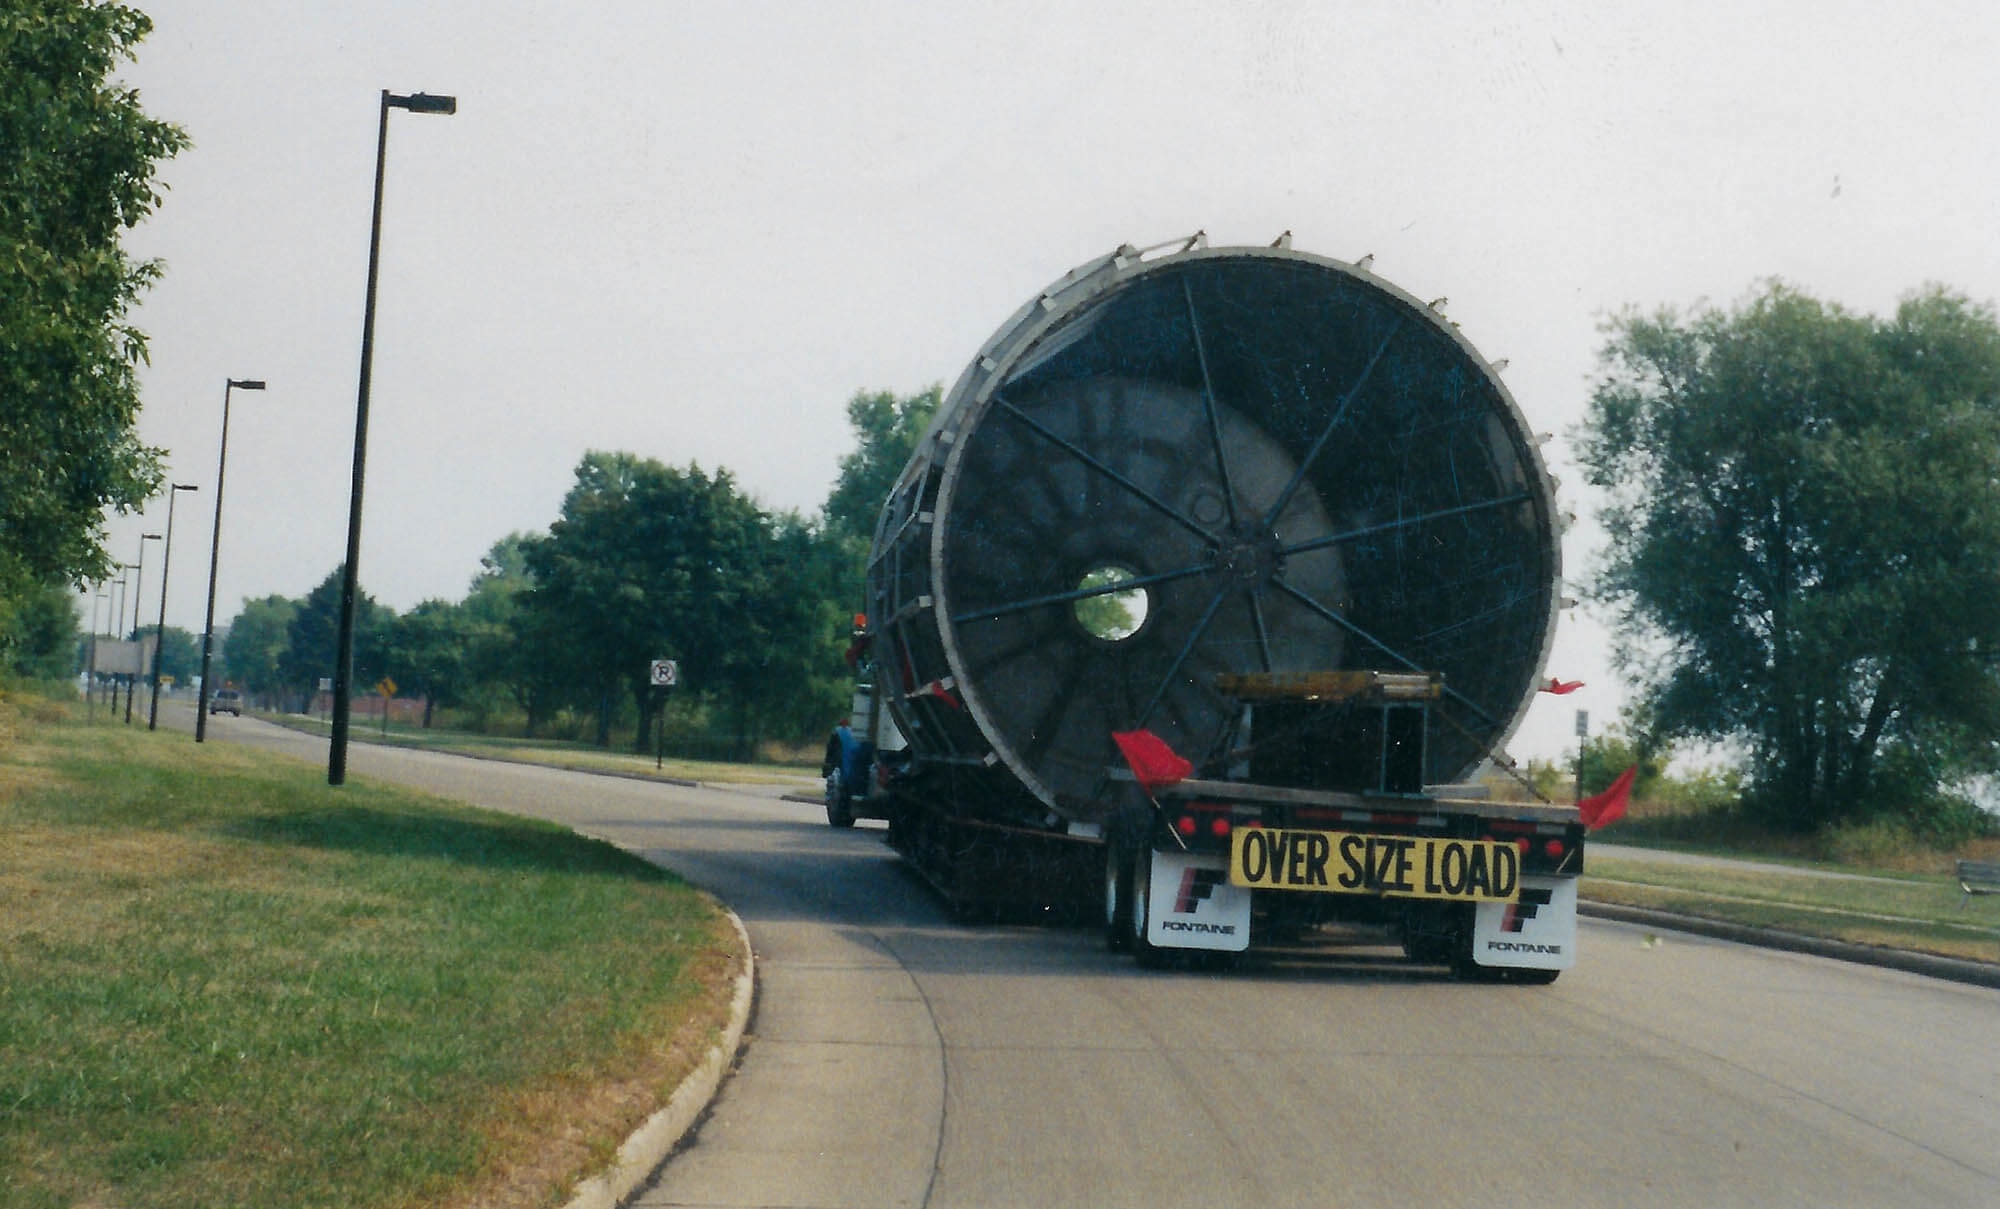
0,690,744,1209
1583,856,2000,964
266,711,816,788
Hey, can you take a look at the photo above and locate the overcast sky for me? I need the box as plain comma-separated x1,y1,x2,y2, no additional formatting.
95,0,2000,763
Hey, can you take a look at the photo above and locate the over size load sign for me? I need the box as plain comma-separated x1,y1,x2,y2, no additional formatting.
1229,828,1520,903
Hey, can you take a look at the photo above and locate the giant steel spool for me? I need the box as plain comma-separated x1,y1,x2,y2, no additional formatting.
866,235,1561,825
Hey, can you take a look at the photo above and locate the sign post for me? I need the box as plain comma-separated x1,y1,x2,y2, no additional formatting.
1573,709,1590,804
377,676,397,736
648,659,678,770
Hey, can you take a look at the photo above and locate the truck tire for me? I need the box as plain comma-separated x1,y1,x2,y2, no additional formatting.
1127,842,1170,968
824,771,856,828
1104,841,1134,952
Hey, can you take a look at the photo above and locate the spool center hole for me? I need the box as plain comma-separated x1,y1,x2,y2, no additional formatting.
1074,566,1150,642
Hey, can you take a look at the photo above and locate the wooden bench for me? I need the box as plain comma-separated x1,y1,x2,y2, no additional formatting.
1957,860,2000,907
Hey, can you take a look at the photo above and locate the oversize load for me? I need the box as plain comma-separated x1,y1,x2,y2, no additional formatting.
1229,828,1519,902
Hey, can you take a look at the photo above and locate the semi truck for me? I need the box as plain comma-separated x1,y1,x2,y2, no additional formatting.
825,233,1582,981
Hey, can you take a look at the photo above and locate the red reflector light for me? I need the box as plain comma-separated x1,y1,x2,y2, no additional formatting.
1544,839,1566,859
1515,837,1532,854
1175,816,1197,837
1211,817,1232,838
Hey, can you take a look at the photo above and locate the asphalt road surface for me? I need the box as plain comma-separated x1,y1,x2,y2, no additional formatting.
188,709,2000,1209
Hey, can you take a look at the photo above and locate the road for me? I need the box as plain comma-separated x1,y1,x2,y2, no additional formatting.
190,708,2000,1209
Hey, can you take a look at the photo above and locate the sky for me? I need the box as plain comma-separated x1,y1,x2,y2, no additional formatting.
93,0,2000,764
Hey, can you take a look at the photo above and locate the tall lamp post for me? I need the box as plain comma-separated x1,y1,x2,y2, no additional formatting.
126,532,161,723
330,88,456,787
196,378,266,741
88,585,107,721
111,566,133,718
149,483,200,729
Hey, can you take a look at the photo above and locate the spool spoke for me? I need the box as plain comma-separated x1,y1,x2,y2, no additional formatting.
1270,578,1503,727
1248,590,1273,673
952,561,1211,626
993,395,1222,545
1136,582,1232,729
1277,491,1532,559
1261,319,1402,529
1184,278,1241,528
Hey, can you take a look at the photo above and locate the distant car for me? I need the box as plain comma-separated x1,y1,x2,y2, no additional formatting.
209,689,243,716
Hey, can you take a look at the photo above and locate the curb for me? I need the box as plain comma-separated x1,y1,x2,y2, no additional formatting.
560,904,757,1209
1579,900,2000,990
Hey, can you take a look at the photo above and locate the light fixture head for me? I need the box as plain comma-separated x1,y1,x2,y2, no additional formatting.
391,91,457,115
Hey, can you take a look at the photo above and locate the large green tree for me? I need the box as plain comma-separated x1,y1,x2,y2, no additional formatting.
821,385,941,549
383,598,472,727
0,3,186,609
462,533,564,733
522,452,845,754
1578,282,2000,831
278,567,393,710
222,594,297,702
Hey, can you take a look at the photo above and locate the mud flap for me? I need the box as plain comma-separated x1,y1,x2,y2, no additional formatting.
1472,876,1577,970
1145,849,1251,952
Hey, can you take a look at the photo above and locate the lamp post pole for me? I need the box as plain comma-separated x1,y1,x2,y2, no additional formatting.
196,378,266,742
330,88,455,787
149,483,199,729
126,533,160,723
87,586,106,721
112,567,132,718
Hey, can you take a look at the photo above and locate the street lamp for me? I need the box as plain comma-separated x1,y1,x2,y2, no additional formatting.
111,565,133,718
88,585,107,721
196,378,267,741
149,483,200,730
330,88,456,787
126,532,161,723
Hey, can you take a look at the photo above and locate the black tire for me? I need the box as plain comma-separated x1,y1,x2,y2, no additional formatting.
1127,842,1170,968
1104,836,1134,952
824,772,856,828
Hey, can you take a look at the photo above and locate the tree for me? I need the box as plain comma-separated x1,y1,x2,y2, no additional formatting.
821,386,942,560
711,509,850,754
0,581,79,681
223,594,297,704
523,453,770,749
0,4,186,612
131,623,197,685
458,533,562,732
279,567,393,710
1577,281,2000,831
520,452,848,755
383,598,472,727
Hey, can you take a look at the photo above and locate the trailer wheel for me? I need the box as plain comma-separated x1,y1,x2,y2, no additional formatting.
1104,842,1133,952
824,771,856,828
1127,843,1170,968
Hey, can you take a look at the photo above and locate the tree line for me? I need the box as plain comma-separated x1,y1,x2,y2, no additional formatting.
212,392,937,760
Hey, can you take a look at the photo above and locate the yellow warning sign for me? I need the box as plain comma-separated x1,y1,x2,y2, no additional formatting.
1229,828,1519,902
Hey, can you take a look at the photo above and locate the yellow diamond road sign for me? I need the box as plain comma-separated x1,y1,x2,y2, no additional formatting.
377,677,397,698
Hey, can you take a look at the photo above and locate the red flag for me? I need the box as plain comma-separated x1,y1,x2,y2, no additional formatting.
1541,678,1585,695
1579,763,1636,829
1112,729,1192,793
